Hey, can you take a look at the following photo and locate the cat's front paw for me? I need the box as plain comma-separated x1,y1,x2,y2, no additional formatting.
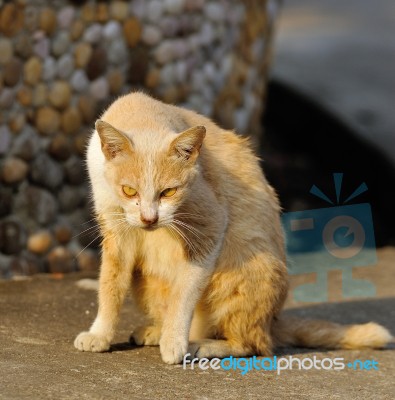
74,331,110,353
159,335,188,364
130,325,161,346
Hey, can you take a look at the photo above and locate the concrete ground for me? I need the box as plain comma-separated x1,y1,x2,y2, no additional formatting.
272,0,395,165
1,246,394,399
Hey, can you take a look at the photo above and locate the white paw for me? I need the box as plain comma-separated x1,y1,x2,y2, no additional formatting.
160,335,188,364
74,331,110,353
130,325,161,346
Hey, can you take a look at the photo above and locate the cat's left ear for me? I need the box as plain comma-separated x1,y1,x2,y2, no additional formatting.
169,126,206,162
95,120,133,160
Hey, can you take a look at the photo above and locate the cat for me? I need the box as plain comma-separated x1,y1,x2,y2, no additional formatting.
74,92,392,364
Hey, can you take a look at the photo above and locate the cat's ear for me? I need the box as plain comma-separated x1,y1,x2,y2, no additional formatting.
169,126,206,162
95,120,133,160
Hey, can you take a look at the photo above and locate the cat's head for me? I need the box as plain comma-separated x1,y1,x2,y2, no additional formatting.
96,120,206,230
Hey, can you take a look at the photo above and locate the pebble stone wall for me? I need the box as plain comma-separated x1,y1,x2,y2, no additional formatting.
0,0,280,277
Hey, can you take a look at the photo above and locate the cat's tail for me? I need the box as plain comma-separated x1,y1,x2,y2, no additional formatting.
272,315,393,349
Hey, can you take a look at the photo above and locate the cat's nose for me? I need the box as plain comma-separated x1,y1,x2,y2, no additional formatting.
140,215,158,225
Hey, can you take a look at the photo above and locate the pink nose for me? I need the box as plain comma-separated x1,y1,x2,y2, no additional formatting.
140,215,158,225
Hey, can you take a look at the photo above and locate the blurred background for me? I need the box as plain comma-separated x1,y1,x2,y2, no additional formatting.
263,0,395,246
0,0,394,283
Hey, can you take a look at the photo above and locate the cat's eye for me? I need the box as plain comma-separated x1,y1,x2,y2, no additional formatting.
122,185,137,197
161,188,177,197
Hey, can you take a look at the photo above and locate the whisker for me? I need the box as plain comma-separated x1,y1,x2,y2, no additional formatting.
75,234,102,259
173,219,210,241
170,223,199,255
72,224,101,239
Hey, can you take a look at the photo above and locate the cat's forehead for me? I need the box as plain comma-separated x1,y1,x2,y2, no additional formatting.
126,129,177,154
110,132,186,186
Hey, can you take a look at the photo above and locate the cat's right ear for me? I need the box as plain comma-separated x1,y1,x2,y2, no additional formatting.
95,120,133,160
169,126,206,163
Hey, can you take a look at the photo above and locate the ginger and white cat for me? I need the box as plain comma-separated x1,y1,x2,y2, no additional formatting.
74,92,392,364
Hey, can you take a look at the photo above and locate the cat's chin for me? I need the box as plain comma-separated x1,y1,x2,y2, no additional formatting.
141,225,159,232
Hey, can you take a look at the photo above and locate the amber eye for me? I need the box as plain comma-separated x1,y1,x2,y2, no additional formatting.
122,185,137,197
161,188,177,197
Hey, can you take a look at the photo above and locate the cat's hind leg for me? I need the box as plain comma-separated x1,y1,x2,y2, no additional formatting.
131,325,161,346
188,339,248,359
192,254,288,359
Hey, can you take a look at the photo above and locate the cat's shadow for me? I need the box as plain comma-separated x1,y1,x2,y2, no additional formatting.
109,342,138,352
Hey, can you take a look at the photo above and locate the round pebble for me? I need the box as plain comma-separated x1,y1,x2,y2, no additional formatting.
17,86,33,106
57,6,75,29
78,96,97,123
33,37,50,59
96,3,109,23
9,113,26,134
11,125,41,161
24,56,42,85
0,88,16,109
74,42,92,68
147,0,164,23
42,57,56,81
164,0,185,14
52,31,70,57
0,220,26,255
110,1,129,21
108,69,124,95
3,58,22,87
32,84,48,107
204,2,225,22
1,157,29,184
27,231,53,254
70,20,84,40
108,40,128,64
0,3,24,37
30,153,65,190
35,107,61,136
11,251,44,276
25,186,58,226
47,246,76,274
141,25,162,46
54,224,72,245
129,0,147,19
57,54,74,79
103,20,122,40
123,17,142,47
77,250,99,272
70,70,90,93
48,81,71,109
48,134,72,161
81,3,96,22
14,35,33,59
154,40,175,64
83,23,103,44
90,77,109,101
24,6,39,32
39,8,57,35
61,107,82,135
